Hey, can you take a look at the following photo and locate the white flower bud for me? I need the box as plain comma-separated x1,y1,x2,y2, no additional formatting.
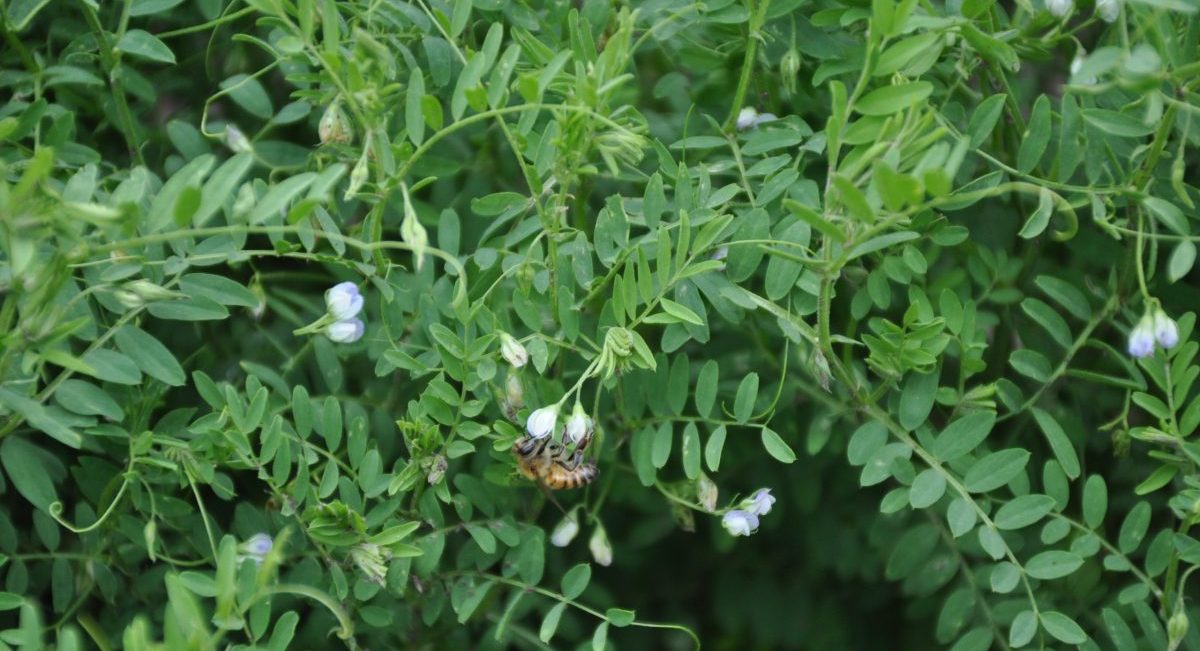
742,488,776,517
736,107,759,131
550,515,580,547
1046,0,1072,17
565,403,592,445
697,474,718,512
325,282,363,320
499,332,529,368
1128,314,1156,359
505,374,524,409
526,405,559,439
1154,309,1179,349
1096,0,1120,22
588,524,612,566
721,510,759,537
326,318,364,343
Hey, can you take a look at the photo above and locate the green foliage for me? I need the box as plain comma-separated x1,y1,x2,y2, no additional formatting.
4,0,1200,649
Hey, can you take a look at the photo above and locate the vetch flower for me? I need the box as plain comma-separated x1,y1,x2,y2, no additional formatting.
1128,314,1156,360
565,403,593,445
499,332,529,368
526,404,559,439
589,523,613,566
721,510,759,537
736,107,757,130
1096,0,1120,22
1128,313,1156,359
735,107,777,131
1154,309,1179,349
550,515,580,547
1046,0,1072,17
242,533,273,565
325,282,363,321
326,318,365,343
743,488,776,517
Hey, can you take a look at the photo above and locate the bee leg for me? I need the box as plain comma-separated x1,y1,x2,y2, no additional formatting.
536,480,569,515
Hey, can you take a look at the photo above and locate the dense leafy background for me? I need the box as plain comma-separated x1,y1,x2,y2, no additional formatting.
4,0,1200,649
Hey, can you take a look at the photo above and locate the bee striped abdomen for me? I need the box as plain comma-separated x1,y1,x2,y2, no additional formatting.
544,459,599,489
512,435,598,490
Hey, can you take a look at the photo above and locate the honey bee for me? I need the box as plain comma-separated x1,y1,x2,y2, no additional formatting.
512,433,598,490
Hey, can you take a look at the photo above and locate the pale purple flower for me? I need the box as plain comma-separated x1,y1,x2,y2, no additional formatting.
743,488,776,517
1154,310,1179,349
722,510,759,537
326,318,364,343
242,533,273,565
325,282,363,321
1128,314,1155,358
735,107,777,131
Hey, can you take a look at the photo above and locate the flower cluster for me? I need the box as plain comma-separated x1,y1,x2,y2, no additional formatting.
721,489,776,537
525,402,594,444
324,282,365,343
1128,307,1179,359
293,282,367,343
